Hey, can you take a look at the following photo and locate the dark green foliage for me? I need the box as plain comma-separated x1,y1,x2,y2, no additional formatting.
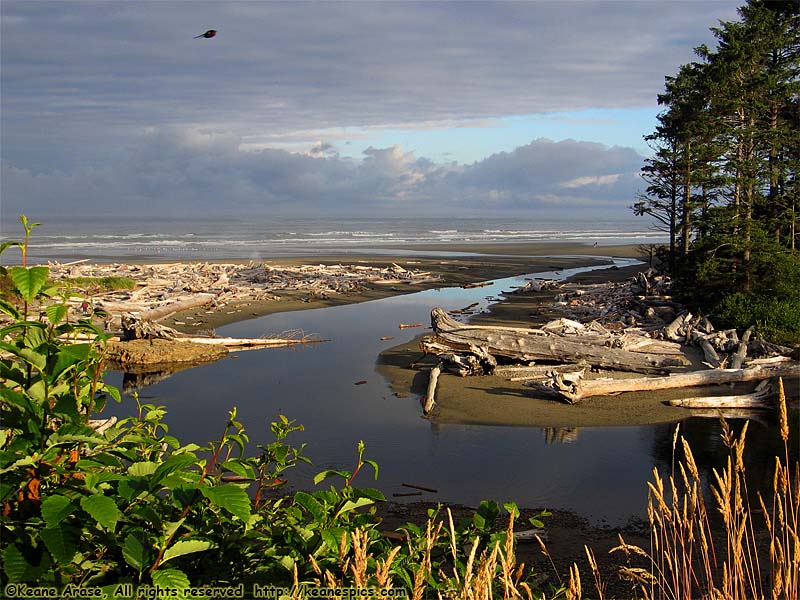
635,1,800,343
54,276,137,293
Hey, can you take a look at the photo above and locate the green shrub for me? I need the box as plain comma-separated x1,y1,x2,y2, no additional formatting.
713,292,800,345
54,276,137,293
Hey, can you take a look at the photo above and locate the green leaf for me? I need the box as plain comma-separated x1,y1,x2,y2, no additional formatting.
320,527,349,555
127,461,158,477
41,495,75,527
199,484,251,522
357,487,386,502
122,530,150,572
50,344,92,381
220,460,256,480
9,266,49,304
152,454,197,486
40,525,78,563
17,347,47,371
2,543,31,582
473,500,500,531
0,455,38,475
0,240,23,257
0,388,36,414
335,497,374,519
503,502,520,518
162,539,215,565
45,304,69,326
163,519,186,541
80,494,122,531
49,423,101,446
313,469,350,485
294,491,326,521
364,458,380,480
151,567,190,590
0,298,20,319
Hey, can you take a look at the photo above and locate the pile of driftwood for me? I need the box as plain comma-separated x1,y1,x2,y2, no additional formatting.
44,260,436,367
419,270,798,414
46,260,439,328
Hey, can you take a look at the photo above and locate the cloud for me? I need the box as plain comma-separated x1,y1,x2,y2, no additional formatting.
1,128,644,219
560,174,623,188
0,1,739,173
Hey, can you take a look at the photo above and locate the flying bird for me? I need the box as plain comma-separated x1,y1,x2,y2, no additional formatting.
194,30,217,39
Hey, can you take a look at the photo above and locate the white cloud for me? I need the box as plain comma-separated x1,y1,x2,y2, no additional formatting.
1,0,739,175
1,129,645,219
560,174,623,188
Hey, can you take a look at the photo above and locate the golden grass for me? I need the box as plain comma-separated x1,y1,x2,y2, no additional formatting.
613,377,799,600
291,378,797,599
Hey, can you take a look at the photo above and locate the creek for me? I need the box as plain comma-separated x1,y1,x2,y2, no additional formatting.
105,257,793,526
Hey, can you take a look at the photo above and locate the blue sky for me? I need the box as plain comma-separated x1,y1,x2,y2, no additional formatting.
1,1,741,219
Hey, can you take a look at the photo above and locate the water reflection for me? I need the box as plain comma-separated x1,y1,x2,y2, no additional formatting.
104,258,797,527
543,427,581,444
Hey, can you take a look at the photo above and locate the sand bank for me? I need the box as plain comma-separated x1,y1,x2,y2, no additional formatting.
375,261,718,428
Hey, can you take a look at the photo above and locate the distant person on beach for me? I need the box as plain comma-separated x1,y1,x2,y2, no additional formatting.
80,300,90,316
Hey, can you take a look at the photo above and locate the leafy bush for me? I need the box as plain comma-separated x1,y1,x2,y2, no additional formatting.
713,292,800,345
54,276,137,293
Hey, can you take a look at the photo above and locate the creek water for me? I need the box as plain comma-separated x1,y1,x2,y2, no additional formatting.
105,258,796,526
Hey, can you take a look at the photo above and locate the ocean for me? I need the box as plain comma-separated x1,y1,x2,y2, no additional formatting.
1,215,667,263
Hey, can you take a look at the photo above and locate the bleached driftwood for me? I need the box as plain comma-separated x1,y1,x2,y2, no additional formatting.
183,336,325,350
730,326,755,370
428,307,689,375
494,363,589,381
423,363,443,415
691,332,721,368
134,293,216,322
528,362,799,404
667,379,775,409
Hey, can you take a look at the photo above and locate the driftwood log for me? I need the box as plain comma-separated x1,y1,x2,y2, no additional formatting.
120,314,325,355
423,363,443,415
428,308,689,375
134,293,216,322
527,362,800,404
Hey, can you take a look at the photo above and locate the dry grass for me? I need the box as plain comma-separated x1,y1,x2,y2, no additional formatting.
612,377,799,600
288,379,797,599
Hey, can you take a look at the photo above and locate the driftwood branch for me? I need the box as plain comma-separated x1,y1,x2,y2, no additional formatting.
134,293,216,322
181,336,326,350
423,363,443,415
527,362,800,404
429,307,689,375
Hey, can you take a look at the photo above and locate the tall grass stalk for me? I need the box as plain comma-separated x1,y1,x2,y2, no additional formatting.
614,377,799,600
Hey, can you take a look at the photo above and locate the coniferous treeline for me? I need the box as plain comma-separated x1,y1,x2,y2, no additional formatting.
634,0,800,342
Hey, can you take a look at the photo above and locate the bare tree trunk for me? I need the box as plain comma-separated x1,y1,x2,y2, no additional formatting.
528,362,799,404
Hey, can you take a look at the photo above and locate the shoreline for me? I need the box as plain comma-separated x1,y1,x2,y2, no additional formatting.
53,242,639,335
375,261,702,429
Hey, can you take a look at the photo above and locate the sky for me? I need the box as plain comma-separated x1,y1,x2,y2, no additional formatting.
1,0,742,220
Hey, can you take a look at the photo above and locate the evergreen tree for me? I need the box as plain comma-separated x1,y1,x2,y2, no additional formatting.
635,0,800,341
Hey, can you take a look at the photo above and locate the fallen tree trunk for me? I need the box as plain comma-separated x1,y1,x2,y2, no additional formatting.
423,362,443,415
527,362,799,404
667,396,771,409
183,336,325,349
429,308,689,375
134,293,216,322
730,326,754,370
